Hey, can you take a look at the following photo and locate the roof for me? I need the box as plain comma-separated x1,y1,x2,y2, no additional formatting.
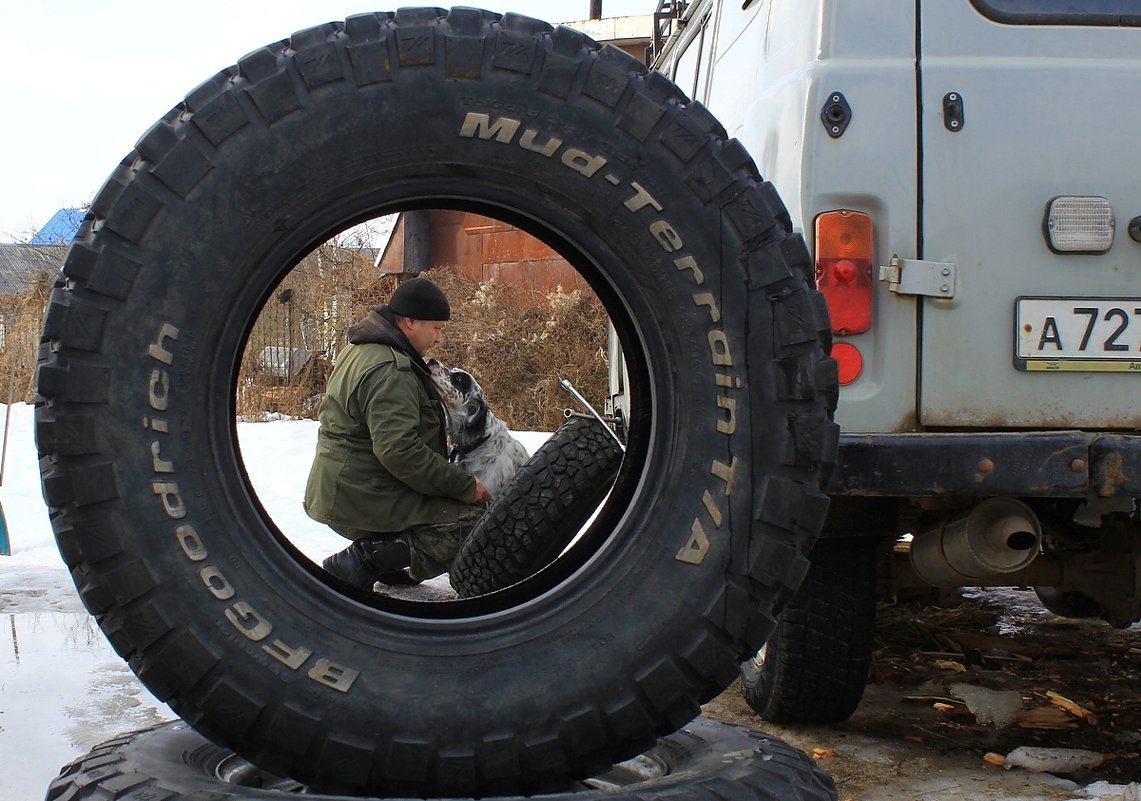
564,14,653,45
0,244,65,295
30,208,85,245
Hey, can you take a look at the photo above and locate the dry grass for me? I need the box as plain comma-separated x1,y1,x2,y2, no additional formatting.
425,267,609,431
237,258,609,431
6,249,607,433
236,244,377,419
0,271,53,405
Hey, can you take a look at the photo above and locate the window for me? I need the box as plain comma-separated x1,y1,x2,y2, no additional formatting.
971,0,1141,26
670,15,710,101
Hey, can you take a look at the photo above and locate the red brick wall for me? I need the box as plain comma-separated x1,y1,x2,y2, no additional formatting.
376,210,590,306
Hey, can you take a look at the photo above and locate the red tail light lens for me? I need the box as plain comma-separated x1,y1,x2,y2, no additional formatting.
832,342,864,385
815,210,873,335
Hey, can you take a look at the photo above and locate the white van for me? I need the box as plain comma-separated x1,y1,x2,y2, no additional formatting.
609,0,1141,722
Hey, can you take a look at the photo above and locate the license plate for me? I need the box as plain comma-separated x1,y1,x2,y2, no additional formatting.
1016,297,1141,372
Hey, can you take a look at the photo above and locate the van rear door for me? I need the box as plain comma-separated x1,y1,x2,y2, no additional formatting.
917,1,1141,428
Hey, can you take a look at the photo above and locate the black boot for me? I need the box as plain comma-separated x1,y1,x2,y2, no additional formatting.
364,539,420,586
322,540,380,590
322,538,419,590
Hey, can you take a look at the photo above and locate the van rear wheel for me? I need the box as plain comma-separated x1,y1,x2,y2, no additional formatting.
741,538,876,724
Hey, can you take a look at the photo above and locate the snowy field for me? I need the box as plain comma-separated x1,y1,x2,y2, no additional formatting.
0,402,548,799
1,403,172,800
2,401,1137,801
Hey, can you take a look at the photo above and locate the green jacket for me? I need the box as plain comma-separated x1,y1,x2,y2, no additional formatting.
304,342,476,535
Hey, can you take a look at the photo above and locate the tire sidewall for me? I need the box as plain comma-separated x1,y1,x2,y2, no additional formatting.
48,718,837,801
91,61,763,686
39,12,827,794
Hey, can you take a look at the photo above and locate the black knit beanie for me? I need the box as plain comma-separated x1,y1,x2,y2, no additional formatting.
387,277,451,321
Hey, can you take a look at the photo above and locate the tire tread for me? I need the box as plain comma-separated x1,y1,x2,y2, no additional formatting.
35,8,837,796
450,416,622,597
741,538,877,724
46,718,837,801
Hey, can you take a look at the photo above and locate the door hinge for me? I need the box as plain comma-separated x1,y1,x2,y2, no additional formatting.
879,256,957,298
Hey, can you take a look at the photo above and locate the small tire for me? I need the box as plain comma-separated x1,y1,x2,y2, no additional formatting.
47,717,838,801
451,415,623,598
1033,586,1105,619
741,538,877,724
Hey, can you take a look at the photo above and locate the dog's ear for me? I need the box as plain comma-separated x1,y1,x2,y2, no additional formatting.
464,399,488,434
450,369,475,395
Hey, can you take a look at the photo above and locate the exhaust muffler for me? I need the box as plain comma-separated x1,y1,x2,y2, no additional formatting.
910,497,1042,586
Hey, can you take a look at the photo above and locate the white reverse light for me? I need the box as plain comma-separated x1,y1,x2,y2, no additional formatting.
1044,196,1114,253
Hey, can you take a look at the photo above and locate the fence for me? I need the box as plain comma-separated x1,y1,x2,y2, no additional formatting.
1,247,609,434
0,270,53,406
236,253,609,432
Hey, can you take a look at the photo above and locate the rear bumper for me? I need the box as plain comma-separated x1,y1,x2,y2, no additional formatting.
828,431,1141,498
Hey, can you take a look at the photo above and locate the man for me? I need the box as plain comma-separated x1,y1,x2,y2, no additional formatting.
304,277,491,590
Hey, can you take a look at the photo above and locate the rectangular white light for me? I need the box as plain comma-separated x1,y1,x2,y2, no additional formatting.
1045,196,1114,253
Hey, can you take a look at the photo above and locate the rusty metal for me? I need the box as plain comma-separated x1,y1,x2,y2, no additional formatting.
560,380,626,451
828,431,1141,497
648,0,689,64
1091,437,1138,497
377,209,579,295
910,498,1042,586
887,513,1139,627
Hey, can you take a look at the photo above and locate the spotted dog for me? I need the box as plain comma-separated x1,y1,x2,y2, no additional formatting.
427,359,528,496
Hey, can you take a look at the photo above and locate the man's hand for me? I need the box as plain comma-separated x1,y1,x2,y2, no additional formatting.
469,479,492,504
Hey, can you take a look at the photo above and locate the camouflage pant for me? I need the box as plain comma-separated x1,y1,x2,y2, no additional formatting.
332,507,482,581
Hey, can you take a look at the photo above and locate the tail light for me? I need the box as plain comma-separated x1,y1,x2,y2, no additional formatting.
816,209,873,385
831,342,864,385
815,210,873,334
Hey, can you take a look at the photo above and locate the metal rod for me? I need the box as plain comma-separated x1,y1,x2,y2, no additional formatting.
0,330,17,488
564,409,620,423
559,379,625,451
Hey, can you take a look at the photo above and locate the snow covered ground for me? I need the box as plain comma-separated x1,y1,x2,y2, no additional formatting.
2,401,1137,801
0,401,549,799
1,404,170,800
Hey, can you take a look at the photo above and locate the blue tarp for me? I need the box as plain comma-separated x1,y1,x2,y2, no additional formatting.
30,208,85,244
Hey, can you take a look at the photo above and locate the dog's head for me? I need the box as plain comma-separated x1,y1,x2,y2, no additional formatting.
427,359,489,443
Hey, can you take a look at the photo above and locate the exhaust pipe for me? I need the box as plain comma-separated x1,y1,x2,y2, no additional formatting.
910,498,1042,586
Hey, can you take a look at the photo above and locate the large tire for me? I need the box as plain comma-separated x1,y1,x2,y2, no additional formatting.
741,538,876,724
46,717,837,801
35,8,837,796
451,415,623,598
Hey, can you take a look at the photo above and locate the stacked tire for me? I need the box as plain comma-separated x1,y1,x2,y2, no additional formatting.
36,7,837,799
49,717,836,800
